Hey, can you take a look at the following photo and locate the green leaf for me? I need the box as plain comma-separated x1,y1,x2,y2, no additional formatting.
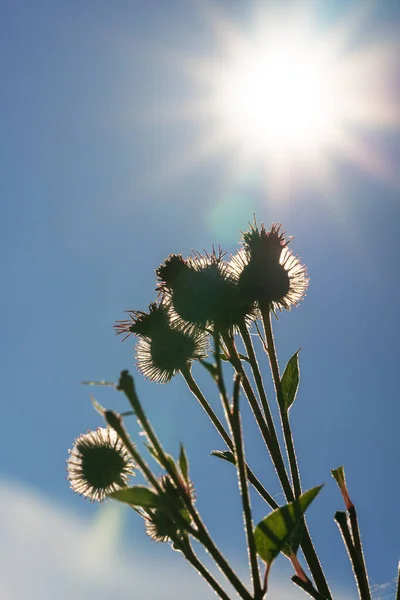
254,485,323,565
218,352,250,363
110,486,159,508
89,393,105,416
179,444,189,482
281,350,300,411
238,353,250,363
211,450,235,465
199,359,218,378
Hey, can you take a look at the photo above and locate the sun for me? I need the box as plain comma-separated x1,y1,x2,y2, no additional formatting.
214,34,336,154
160,1,399,196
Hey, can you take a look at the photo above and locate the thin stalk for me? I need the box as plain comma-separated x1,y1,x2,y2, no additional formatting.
182,364,279,510
230,374,263,599
239,321,291,493
260,310,332,600
221,330,295,503
292,576,329,600
348,506,371,597
186,507,253,600
181,364,232,448
105,409,162,492
117,371,252,600
213,330,234,426
260,306,301,497
335,511,372,600
183,541,233,600
396,561,400,600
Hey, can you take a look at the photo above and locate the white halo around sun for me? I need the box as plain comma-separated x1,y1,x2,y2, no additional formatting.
136,2,399,198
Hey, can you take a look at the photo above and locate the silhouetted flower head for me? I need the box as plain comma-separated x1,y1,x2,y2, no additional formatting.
156,250,256,334
231,222,308,312
67,428,135,502
144,475,194,544
115,302,208,383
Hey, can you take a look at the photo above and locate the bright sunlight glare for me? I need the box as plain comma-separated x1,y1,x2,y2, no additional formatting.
132,1,399,197
216,36,337,153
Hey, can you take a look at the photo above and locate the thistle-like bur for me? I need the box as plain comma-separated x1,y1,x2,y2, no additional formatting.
156,250,256,334
67,428,135,502
143,475,195,545
231,222,309,312
115,302,208,383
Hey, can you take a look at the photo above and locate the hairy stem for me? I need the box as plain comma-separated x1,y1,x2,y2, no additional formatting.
335,511,371,600
260,309,332,600
182,364,279,510
118,371,252,600
230,374,263,598
221,329,295,503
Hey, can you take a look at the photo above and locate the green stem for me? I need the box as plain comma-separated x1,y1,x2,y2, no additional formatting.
260,307,301,497
182,365,279,510
118,371,252,600
260,309,332,600
335,511,372,600
348,506,371,598
221,330,295,503
104,410,162,492
183,541,233,600
291,576,329,600
213,331,233,424
181,364,232,448
230,374,263,599
239,321,292,494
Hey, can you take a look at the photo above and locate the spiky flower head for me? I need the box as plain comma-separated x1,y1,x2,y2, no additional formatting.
231,222,308,312
156,249,256,334
115,302,208,383
67,428,135,502
144,475,194,544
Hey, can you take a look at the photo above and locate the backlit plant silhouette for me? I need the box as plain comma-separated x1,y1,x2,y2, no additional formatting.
67,220,398,599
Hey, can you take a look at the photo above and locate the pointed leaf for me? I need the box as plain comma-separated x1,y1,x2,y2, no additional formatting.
281,350,300,411
238,353,250,363
254,485,323,565
90,393,105,416
110,486,159,508
211,450,235,465
217,352,249,363
179,444,189,482
199,359,218,378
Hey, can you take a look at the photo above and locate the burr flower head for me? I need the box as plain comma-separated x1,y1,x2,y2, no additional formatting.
67,428,135,502
157,249,256,333
115,302,209,383
144,475,194,544
232,222,308,312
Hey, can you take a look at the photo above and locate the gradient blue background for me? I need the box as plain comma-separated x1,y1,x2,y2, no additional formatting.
1,1,399,598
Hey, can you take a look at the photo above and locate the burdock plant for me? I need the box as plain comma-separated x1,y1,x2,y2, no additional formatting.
67,219,396,600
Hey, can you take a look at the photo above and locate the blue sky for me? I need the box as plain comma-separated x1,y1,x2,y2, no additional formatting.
1,1,399,598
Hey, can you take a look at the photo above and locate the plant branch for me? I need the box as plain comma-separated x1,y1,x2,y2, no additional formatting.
335,511,371,600
181,364,279,510
260,306,301,497
118,371,252,600
221,329,295,503
291,575,329,600
260,308,332,600
230,373,263,599
183,541,233,600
